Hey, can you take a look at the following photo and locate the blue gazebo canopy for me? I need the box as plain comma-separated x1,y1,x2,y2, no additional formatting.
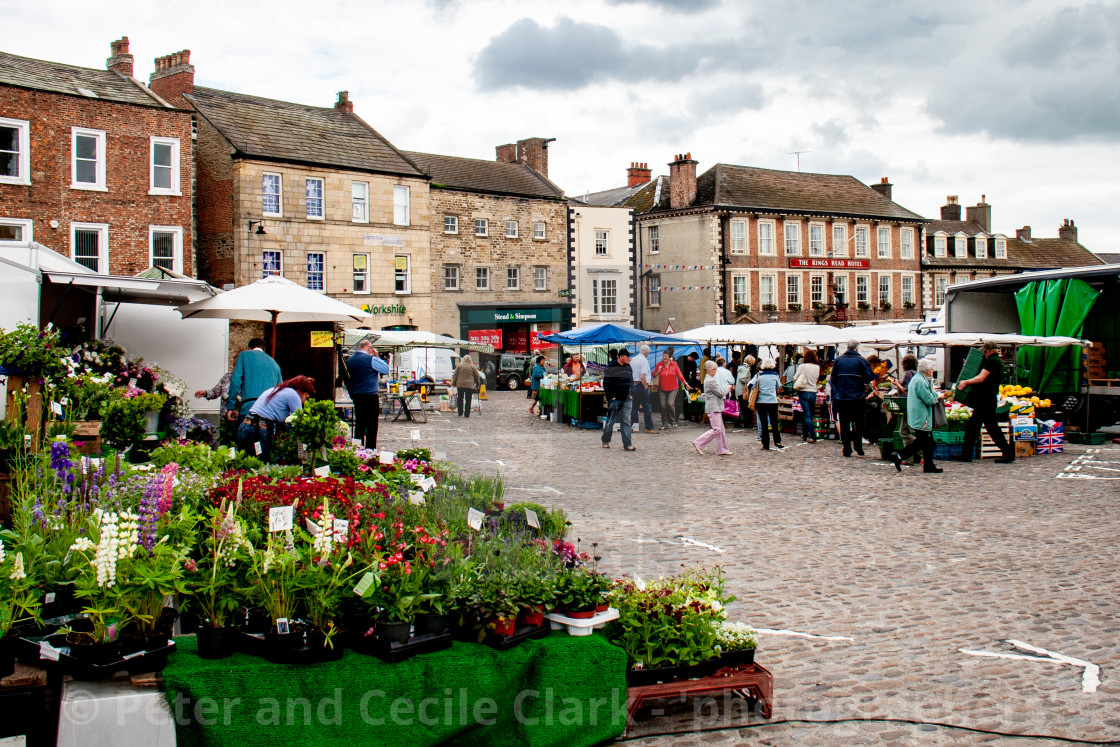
540,323,692,345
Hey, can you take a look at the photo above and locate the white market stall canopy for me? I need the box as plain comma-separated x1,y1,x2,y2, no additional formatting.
852,331,1091,348
343,329,495,354
674,323,1089,349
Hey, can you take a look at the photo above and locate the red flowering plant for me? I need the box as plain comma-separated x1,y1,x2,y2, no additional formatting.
295,498,363,648
352,518,438,624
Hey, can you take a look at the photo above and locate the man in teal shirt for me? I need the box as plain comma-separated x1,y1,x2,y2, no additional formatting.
224,338,282,421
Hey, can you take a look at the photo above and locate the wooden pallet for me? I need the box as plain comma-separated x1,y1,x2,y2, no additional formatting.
1089,378,1120,388
981,423,1013,458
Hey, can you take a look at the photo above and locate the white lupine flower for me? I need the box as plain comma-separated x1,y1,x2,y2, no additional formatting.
311,510,335,559
9,552,26,581
70,537,95,552
0,539,5,564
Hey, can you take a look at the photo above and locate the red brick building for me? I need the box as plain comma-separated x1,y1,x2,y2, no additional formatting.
0,39,194,276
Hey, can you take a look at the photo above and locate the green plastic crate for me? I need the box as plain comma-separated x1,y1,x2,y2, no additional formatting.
1067,431,1107,445
933,429,966,444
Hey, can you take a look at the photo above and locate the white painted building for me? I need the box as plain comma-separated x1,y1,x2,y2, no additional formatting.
567,202,635,327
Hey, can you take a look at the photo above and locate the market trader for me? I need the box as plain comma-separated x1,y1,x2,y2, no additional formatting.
955,341,1015,463
225,338,282,422
347,340,390,449
629,345,656,432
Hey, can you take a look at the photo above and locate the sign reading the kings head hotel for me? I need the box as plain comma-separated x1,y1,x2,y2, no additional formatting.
788,258,871,269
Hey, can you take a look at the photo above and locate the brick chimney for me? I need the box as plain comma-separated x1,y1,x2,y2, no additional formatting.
149,50,195,104
1016,226,1032,241
965,195,992,233
494,137,554,177
870,176,892,200
335,90,353,113
1059,218,1078,243
940,195,961,221
106,37,134,78
668,152,698,209
627,161,651,187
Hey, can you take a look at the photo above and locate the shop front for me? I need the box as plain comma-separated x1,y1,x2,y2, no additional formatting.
459,303,572,354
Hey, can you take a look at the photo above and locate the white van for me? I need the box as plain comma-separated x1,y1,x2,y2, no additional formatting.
387,348,460,383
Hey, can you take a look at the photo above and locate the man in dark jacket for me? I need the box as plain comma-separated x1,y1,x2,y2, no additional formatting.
677,351,701,422
346,340,390,449
829,340,873,457
601,349,635,451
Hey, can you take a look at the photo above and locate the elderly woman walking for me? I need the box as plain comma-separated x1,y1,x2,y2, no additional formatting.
692,361,733,456
889,358,944,473
747,358,784,450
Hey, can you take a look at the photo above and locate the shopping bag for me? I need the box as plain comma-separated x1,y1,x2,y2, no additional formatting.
931,401,947,428
747,385,759,410
722,398,740,418
479,384,488,400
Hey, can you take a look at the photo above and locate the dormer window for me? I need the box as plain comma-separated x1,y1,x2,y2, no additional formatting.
954,235,967,258
994,237,1007,259
934,233,947,257
974,235,988,259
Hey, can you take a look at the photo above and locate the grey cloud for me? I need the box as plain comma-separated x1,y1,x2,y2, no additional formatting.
604,0,720,10
474,17,723,91
687,82,767,117
811,119,849,147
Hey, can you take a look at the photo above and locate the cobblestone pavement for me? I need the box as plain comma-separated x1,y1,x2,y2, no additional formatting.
381,392,1120,746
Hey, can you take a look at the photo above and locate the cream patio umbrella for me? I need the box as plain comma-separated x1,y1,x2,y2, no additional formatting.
177,275,370,352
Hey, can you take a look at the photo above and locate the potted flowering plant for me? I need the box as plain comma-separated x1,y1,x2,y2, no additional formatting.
0,537,40,677
287,400,343,465
188,497,255,659
714,620,758,667
248,530,302,646
297,500,360,651
0,323,68,381
555,567,601,618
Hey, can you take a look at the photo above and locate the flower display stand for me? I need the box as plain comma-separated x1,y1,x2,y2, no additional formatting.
624,662,773,736
546,608,619,636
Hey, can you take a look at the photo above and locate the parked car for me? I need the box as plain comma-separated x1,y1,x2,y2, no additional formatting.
496,353,534,390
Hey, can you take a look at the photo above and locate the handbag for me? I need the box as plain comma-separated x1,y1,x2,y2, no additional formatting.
723,398,741,418
931,401,947,429
747,384,759,410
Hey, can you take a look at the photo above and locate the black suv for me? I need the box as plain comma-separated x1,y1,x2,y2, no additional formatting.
496,354,534,390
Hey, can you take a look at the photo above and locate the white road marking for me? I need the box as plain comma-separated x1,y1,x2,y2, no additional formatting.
676,536,725,553
507,486,565,495
469,459,506,466
755,628,854,642
960,640,1101,693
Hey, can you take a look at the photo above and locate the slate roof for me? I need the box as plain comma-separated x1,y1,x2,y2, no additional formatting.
927,219,992,236
402,151,564,199
1009,238,1104,269
582,178,663,213
1095,253,1120,265
0,49,164,108
185,87,423,177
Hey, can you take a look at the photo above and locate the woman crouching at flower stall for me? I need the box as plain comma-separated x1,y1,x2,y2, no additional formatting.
236,376,316,462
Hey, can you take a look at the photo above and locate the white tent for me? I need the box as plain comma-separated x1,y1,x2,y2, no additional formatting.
343,329,495,354
673,323,851,346
853,331,1090,348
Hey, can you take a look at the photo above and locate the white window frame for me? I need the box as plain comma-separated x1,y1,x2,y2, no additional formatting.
731,274,749,308
71,127,106,191
975,235,988,259
877,226,891,259
810,273,825,305
994,237,1007,259
444,265,460,291
592,276,618,316
649,273,662,307
901,275,914,306
783,221,801,256
394,254,411,294
71,222,108,273
878,274,891,306
648,225,660,254
533,221,546,240
352,253,370,294
148,136,180,196
900,227,914,259
393,185,410,226
475,218,488,237
833,274,848,305
262,172,283,217
934,234,947,257
0,217,33,245
505,220,518,239
594,229,609,256
306,251,326,292
730,220,747,254
854,225,869,258
0,117,31,186
759,273,777,307
149,225,183,274
534,266,547,291
507,266,520,290
758,220,776,255
856,274,870,304
935,275,949,306
476,266,490,290
351,182,369,223
305,177,324,220
786,273,801,306
262,249,282,278
832,224,848,257
954,234,967,258
809,222,825,257
443,215,458,234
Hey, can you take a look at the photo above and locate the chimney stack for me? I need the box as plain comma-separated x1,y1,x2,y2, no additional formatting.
106,36,134,78
148,50,195,104
869,176,892,200
1016,226,1032,241
626,161,652,187
335,91,353,113
965,195,992,234
668,152,698,209
494,137,554,177
1058,218,1078,243
940,195,961,221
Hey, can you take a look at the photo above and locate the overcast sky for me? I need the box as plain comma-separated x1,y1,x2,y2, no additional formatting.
7,0,1119,252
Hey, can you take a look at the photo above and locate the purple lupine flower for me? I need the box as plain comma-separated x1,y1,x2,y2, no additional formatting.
49,441,75,490
137,476,162,555
31,498,45,526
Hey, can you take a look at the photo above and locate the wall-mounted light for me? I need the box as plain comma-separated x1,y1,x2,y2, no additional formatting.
248,220,266,236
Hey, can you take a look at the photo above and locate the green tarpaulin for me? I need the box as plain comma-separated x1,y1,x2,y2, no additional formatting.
1015,278,1099,393
161,633,628,747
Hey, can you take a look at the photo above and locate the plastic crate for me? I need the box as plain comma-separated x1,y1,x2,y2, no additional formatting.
932,429,966,444
1067,431,1107,445
881,397,907,414
877,437,904,461
954,348,985,406
933,442,972,460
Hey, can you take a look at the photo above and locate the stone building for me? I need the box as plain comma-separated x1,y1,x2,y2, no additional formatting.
584,157,927,333
0,39,193,276
567,199,635,327
923,195,1104,309
146,50,431,333
403,140,570,351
